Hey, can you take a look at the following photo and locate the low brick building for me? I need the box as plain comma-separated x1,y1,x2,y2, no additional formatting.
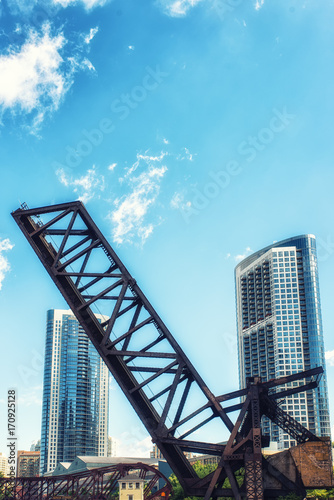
17,450,40,477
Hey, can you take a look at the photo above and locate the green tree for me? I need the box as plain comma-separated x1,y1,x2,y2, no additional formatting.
169,461,219,500
306,488,334,499
169,461,245,500
169,473,185,500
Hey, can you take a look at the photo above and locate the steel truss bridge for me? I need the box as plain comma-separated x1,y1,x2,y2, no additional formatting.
10,201,333,500
0,462,171,500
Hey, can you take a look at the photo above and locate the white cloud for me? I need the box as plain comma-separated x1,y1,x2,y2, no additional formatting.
176,147,196,161
56,166,105,204
170,191,191,211
234,246,252,263
128,45,135,51
325,350,334,367
255,0,264,10
157,0,204,17
121,151,167,179
0,26,65,115
17,385,43,407
0,24,96,131
56,167,69,187
53,0,109,9
0,239,14,252
4,0,39,16
138,225,154,241
163,137,169,144
108,163,117,171
0,238,14,291
109,153,168,245
5,0,108,15
81,58,96,72
84,27,99,44
114,431,152,457
170,192,183,209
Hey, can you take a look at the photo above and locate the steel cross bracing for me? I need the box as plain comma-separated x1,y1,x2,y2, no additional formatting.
12,201,325,499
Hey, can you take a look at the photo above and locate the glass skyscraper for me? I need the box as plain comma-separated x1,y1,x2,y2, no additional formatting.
235,235,330,449
40,309,109,474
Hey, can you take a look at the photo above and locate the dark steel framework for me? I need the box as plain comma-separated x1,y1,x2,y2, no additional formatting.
0,462,171,500
12,202,328,499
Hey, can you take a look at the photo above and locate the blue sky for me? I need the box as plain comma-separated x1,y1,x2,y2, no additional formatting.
1,0,334,458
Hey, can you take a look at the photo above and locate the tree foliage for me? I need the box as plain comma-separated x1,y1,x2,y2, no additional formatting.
306,488,334,498
169,461,245,500
169,461,218,500
276,488,334,499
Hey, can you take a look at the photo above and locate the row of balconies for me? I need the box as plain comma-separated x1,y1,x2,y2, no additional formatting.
242,302,272,311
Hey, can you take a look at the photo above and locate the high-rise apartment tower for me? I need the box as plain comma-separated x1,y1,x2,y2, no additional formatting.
40,309,109,474
235,235,330,449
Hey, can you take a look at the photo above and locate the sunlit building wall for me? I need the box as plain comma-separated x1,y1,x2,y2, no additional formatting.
40,309,109,474
235,235,330,449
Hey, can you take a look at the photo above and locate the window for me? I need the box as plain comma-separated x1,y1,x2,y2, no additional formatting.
128,496,133,500
136,483,140,489
129,483,133,489
122,483,126,489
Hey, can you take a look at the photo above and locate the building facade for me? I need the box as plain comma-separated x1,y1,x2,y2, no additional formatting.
30,440,41,452
107,436,116,457
17,451,40,477
150,445,164,460
119,475,145,500
0,452,10,477
235,235,330,449
150,444,193,461
40,309,110,474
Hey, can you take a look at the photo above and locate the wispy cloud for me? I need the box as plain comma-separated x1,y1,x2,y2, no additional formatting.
157,0,204,17
170,191,191,211
52,0,110,9
325,350,334,367
56,166,105,204
0,23,96,132
255,0,264,10
226,246,253,263
17,385,43,407
84,26,99,44
120,151,167,180
0,238,14,290
3,0,40,16
109,153,168,245
5,0,108,15
176,147,196,161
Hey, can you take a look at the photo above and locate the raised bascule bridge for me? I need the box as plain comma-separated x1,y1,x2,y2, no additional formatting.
2,201,333,500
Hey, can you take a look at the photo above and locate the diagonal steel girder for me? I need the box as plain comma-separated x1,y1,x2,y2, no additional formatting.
12,201,238,492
